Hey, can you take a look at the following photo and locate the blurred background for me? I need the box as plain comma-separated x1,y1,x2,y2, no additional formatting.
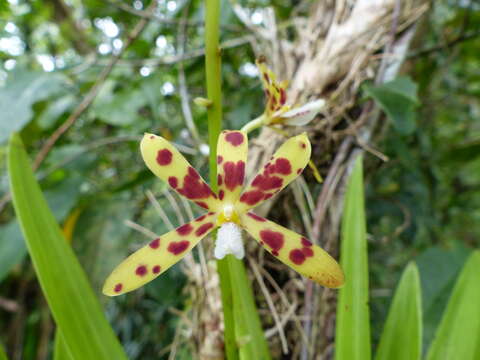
0,0,479,359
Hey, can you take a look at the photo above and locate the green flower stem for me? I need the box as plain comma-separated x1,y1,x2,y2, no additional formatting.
204,0,237,358
241,114,267,134
204,1,270,358
205,0,222,187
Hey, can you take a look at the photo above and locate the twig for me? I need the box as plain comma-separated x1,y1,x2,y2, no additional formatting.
311,137,353,247
123,219,159,240
249,258,289,354
79,36,253,68
108,0,241,32
32,1,157,171
162,189,185,226
408,29,480,59
177,3,202,148
0,136,195,215
145,190,174,230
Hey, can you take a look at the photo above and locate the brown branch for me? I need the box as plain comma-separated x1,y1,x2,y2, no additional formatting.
407,29,480,58
31,1,157,171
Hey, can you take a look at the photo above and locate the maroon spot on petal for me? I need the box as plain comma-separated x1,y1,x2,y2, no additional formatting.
136,265,147,276
152,265,161,274
264,193,273,200
149,238,160,249
150,135,155,139
177,167,213,200
272,250,279,256
274,158,292,175
217,174,223,186
168,176,178,188
219,190,225,200
301,237,313,247
223,161,245,191
260,230,284,254
196,223,214,237
247,212,266,222
297,168,302,174
263,73,270,83
168,241,190,255
217,155,223,164
195,201,209,209
289,249,306,265
225,132,244,146
302,247,314,257
280,88,286,105
177,223,193,236
195,214,207,222
207,212,215,216
240,190,265,206
251,174,283,191
156,149,173,166
114,283,123,293
300,142,306,149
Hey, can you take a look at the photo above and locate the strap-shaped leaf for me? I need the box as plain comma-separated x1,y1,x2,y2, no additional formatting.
8,134,128,360
335,156,371,360
426,251,480,360
375,262,422,360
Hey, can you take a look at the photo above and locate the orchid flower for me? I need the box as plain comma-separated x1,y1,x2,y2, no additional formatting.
255,57,325,127
103,130,344,296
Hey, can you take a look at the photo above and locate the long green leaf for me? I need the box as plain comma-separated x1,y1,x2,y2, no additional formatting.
375,262,422,360
54,331,74,360
0,341,8,360
426,251,480,360
8,134,128,360
228,256,271,360
336,156,371,360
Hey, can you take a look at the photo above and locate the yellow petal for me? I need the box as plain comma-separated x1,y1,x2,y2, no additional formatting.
141,133,220,211
240,212,344,288
236,133,311,213
256,58,287,115
103,212,217,296
216,130,248,204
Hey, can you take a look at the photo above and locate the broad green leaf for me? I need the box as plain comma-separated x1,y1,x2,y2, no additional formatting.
375,262,422,360
37,95,75,130
0,69,68,143
93,83,147,126
228,256,271,360
336,156,371,360
364,77,419,135
8,133,128,360
426,251,480,360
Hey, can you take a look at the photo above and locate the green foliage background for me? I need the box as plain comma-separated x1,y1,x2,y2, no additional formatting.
0,0,479,359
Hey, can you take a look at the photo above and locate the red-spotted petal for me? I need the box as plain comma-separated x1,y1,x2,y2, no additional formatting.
141,133,220,211
236,133,311,213
240,212,344,288
103,213,217,296
216,130,247,204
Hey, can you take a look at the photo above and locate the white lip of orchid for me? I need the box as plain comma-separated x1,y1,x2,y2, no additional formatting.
223,204,234,219
279,99,325,126
214,222,245,260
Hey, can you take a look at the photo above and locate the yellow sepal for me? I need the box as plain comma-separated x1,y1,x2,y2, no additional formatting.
240,212,344,288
